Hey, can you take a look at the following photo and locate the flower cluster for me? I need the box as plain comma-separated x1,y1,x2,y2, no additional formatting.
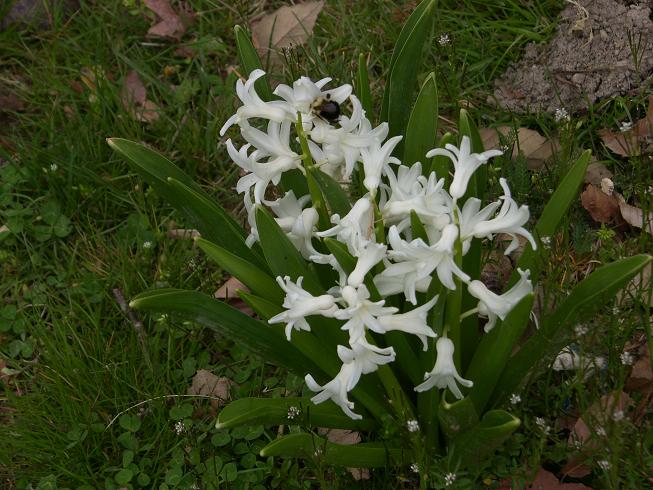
221,70,536,419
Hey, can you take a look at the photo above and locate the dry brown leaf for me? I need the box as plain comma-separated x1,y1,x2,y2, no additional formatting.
599,95,653,157
583,161,613,186
528,467,592,489
0,93,26,112
617,196,653,235
580,184,621,224
121,70,160,123
616,263,652,308
165,228,200,239
214,277,249,299
319,428,369,479
187,369,233,409
251,1,324,62
143,0,191,40
560,455,592,479
569,391,633,447
627,345,652,393
478,126,559,169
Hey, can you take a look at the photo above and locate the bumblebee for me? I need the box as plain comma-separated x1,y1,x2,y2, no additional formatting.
311,93,340,123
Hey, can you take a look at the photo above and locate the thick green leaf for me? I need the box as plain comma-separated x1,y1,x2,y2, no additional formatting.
514,150,592,283
428,132,454,183
255,206,322,294
493,254,653,406
217,397,377,431
129,289,323,378
107,139,263,267
260,433,407,468
410,211,429,243
195,238,282,303
437,396,479,441
403,73,438,167
449,410,520,468
309,168,352,217
234,25,273,101
465,295,534,413
382,0,437,147
356,53,373,117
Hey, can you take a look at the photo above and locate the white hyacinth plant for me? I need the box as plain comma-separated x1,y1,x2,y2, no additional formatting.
109,0,651,479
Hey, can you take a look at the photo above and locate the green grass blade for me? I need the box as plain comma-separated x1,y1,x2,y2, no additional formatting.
382,0,437,146
216,397,378,431
234,25,273,101
403,72,438,167
492,254,653,406
465,294,534,413
356,53,373,116
129,288,322,379
195,238,282,303
260,434,406,468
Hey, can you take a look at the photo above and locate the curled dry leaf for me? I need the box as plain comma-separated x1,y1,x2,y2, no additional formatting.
583,161,613,186
616,263,652,308
214,277,254,316
580,184,621,224
598,95,653,157
251,1,324,63
527,467,592,489
478,126,560,170
165,228,200,239
617,195,653,235
143,0,193,40
121,70,160,123
187,369,233,409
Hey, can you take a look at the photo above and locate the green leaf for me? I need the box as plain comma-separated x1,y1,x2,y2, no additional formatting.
195,238,283,303
41,201,61,226
356,53,373,116
129,288,323,380
53,215,72,238
465,295,534,413
119,414,141,433
428,132,454,183
403,73,438,167
115,468,133,485
260,433,406,468
515,150,592,283
493,255,653,406
382,0,437,147
410,211,428,242
437,396,479,441
309,168,352,217
217,397,377,431
255,205,322,294
449,410,520,468
234,25,273,101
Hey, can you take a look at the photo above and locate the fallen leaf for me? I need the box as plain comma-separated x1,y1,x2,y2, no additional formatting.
561,455,592,479
120,70,160,123
251,1,324,63
143,0,192,40
187,369,233,409
580,184,620,224
617,196,653,235
583,161,613,186
0,93,26,112
569,391,633,447
599,95,653,157
172,45,195,58
319,428,369,479
478,126,559,169
528,467,592,489
616,263,653,308
214,277,254,316
627,344,652,393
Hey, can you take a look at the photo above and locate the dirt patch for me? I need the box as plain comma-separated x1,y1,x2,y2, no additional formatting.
493,0,653,114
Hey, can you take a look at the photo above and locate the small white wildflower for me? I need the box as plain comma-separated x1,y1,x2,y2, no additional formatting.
406,419,420,433
444,472,457,486
612,410,625,422
49,163,58,172
438,33,451,46
174,420,185,435
535,417,550,435
597,459,610,470
314,447,323,457
540,235,551,248
612,306,620,315
596,426,607,437
620,351,634,366
142,241,153,249
287,406,301,420
410,463,420,474
619,121,633,132
510,393,522,405
554,108,570,123
574,324,589,336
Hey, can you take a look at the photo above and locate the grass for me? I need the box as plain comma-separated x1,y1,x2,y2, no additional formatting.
1,0,652,488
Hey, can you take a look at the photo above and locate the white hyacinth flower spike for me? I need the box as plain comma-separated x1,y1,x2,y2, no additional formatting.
415,336,473,399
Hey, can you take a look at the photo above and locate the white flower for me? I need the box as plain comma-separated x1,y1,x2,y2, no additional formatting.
467,268,533,332
318,196,374,255
620,351,634,366
305,362,362,420
410,463,420,474
535,416,550,435
373,273,431,303
510,393,521,405
554,107,569,123
597,459,610,470
406,419,420,432
596,426,607,437
415,336,473,399
335,284,398,344
287,406,301,420
619,121,633,132
426,136,502,201
337,340,395,377
220,69,290,134
347,241,387,287
465,178,536,255
142,241,152,249
444,472,456,486
612,410,625,422
360,135,402,193
273,75,351,123
268,276,339,340
376,296,438,350
438,33,451,46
